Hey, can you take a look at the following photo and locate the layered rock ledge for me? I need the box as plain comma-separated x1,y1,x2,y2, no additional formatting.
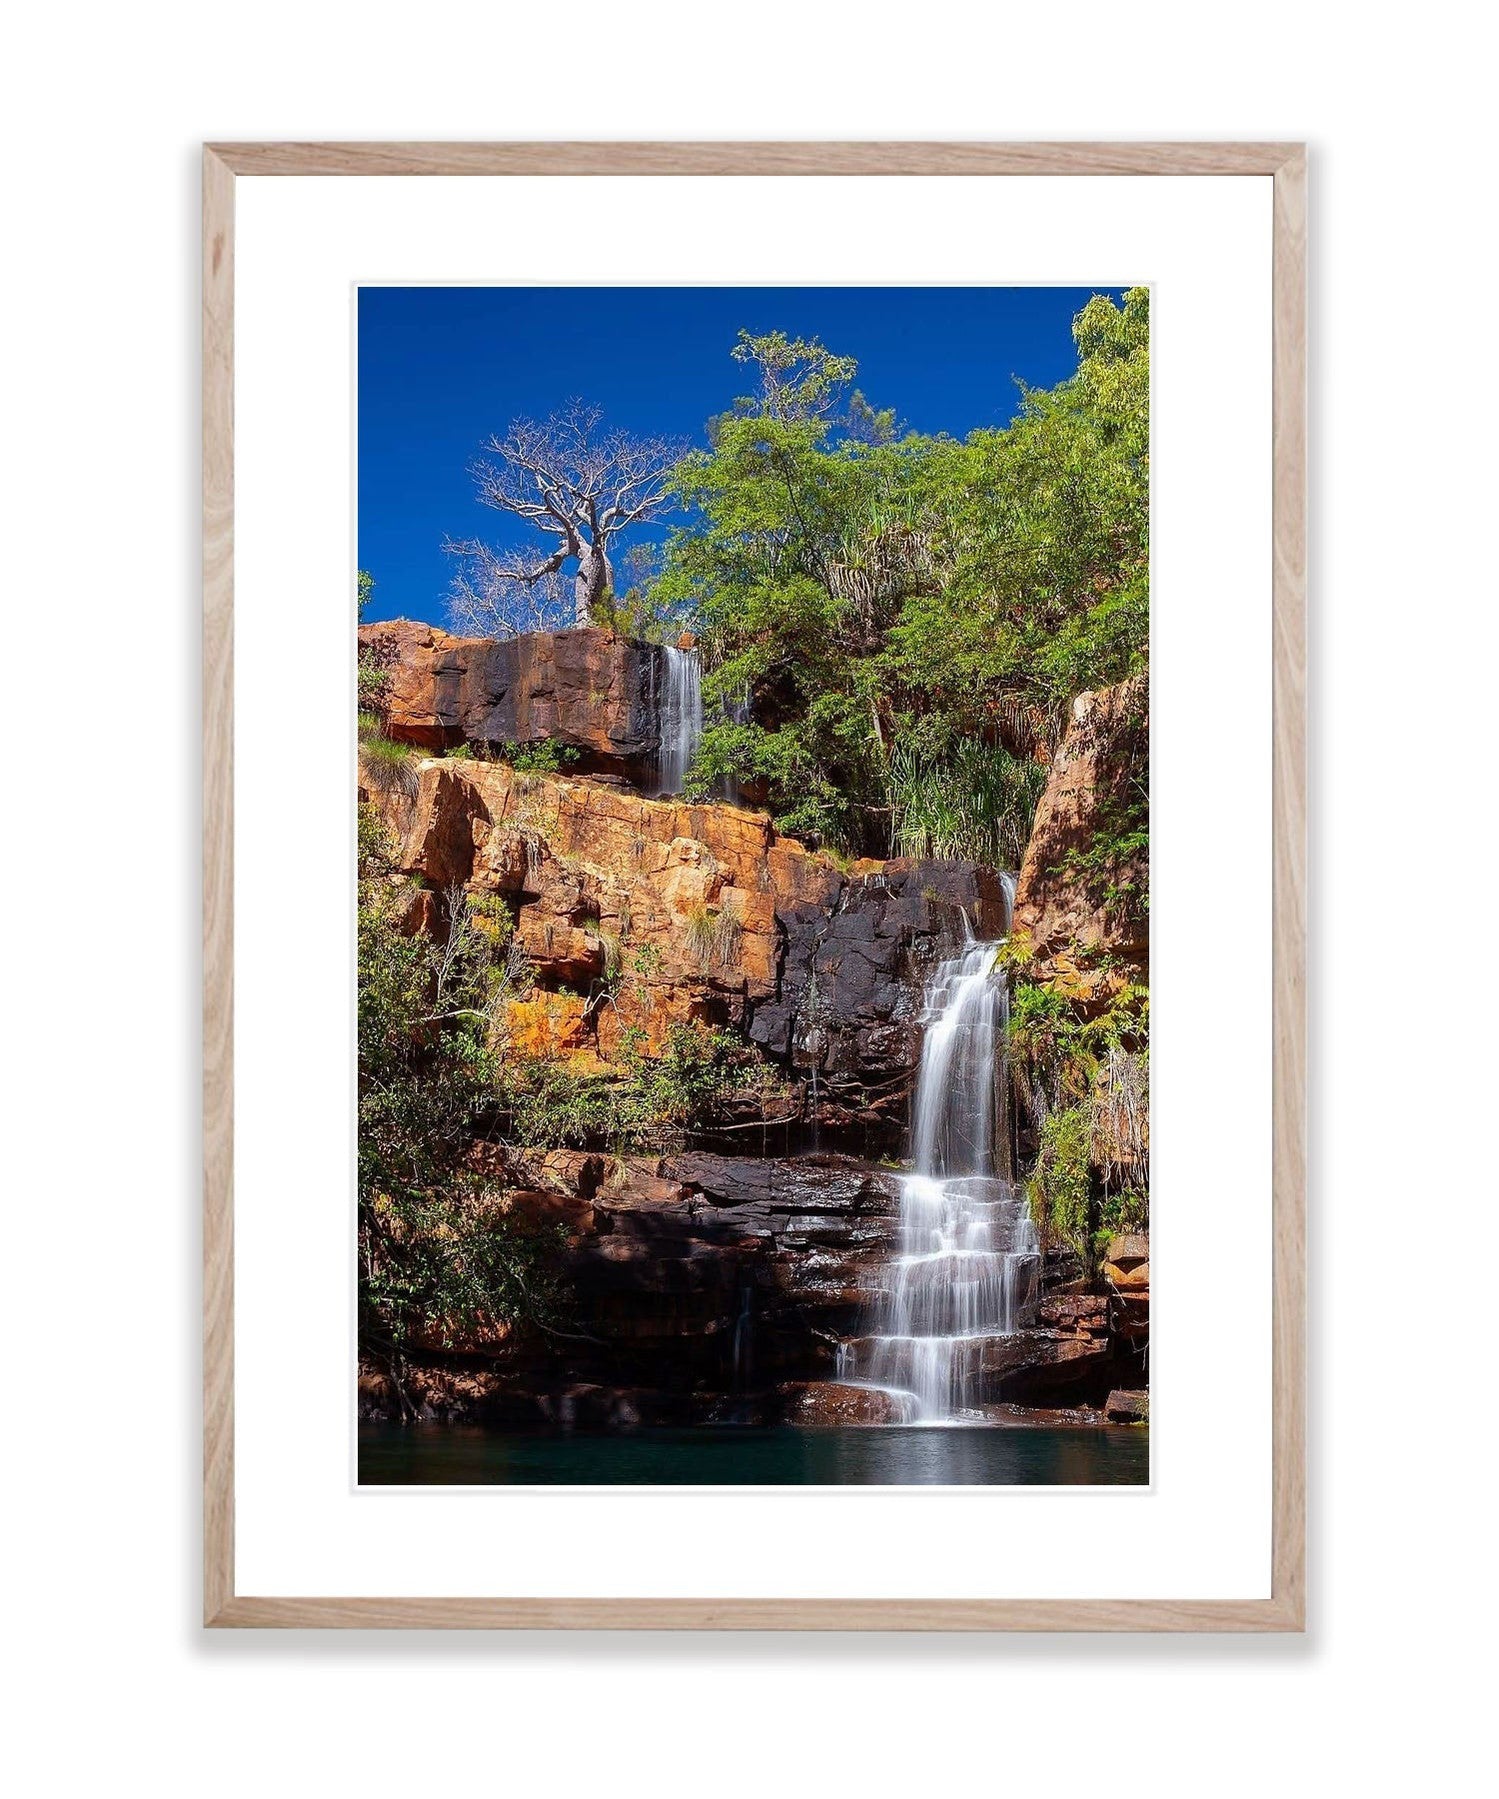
376,755,1011,1141
360,619,668,777
358,1147,1144,1426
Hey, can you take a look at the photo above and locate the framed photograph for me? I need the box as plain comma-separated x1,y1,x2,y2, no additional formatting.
204,141,1305,1629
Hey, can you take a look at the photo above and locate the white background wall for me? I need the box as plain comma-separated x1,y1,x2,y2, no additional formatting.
4,5,1491,1794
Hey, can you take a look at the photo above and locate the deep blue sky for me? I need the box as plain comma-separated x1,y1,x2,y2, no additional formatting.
357,286,1116,626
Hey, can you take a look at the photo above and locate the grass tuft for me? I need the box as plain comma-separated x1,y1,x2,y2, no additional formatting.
358,732,420,800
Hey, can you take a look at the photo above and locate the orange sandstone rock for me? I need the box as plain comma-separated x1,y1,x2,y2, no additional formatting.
1011,675,1149,1004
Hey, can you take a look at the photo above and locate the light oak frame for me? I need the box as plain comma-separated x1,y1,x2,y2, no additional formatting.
203,140,1306,1631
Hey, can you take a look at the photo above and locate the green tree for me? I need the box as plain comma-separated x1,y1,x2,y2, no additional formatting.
657,291,1150,855
879,287,1150,736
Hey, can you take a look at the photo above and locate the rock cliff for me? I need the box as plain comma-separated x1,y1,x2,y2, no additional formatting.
385,754,1011,1144
360,618,669,777
358,1145,1137,1425
1012,673,1148,1006
358,630,1150,1429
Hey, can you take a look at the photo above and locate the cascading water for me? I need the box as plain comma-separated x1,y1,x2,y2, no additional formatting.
654,644,702,797
721,682,752,807
838,881,1041,1423
731,1283,754,1393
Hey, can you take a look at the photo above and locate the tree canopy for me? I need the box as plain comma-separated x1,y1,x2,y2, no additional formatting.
650,292,1149,852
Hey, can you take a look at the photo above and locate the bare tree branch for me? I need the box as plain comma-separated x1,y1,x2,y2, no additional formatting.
446,401,687,633
444,539,575,638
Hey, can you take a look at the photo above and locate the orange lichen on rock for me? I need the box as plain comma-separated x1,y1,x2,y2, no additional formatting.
504,993,591,1061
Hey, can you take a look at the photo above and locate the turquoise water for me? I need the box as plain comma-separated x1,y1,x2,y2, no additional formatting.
358,1422,1148,1486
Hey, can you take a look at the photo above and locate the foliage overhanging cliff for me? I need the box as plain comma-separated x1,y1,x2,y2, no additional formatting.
655,290,1148,853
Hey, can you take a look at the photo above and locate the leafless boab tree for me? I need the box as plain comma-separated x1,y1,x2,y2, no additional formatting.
444,403,687,635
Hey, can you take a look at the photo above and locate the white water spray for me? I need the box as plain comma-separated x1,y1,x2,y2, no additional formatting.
838,883,1040,1422
655,644,702,796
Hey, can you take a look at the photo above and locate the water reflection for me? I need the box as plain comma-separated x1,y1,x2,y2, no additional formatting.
358,1424,1149,1486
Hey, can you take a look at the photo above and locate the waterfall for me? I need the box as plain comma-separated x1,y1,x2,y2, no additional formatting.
655,644,702,797
838,883,1040,1424
731,1284,754,1393
722,681,752,807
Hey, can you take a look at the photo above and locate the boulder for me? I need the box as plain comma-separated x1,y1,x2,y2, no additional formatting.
829,1326,1122,1409
776,1381,908,1425
1102,1232,1150,1291
1104,1232,1149,1267
975,1331,1117,1401
358,619,456,751
482,1146,609,1201
1105,1389,1150,1424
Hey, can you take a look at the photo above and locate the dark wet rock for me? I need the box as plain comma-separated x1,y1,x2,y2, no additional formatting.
1038,1292,1112,1336
775,1381,908,1425
776,859,1017,1138
363,1139,1148,1424
976,1332,1115,1396
358,1154,904,1419
1105,1389,1150,1424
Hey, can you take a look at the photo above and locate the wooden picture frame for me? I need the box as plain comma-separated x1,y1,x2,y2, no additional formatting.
203,140,1306,1630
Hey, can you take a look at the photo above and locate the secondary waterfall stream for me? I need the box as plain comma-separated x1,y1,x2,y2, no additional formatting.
839,882,1041,1423
654,644,702,797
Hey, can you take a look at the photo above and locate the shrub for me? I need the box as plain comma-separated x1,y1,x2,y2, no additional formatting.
711,901,743,969
678,897,741,971
500,739,580,774
886,738,1046,868
497,1021,776,1155
1090,1044,1149,1192
357,656,388,710
1097,1187,1149,1238
1027,1105,1092,1255
357,806,566,1401
597,928,624,989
